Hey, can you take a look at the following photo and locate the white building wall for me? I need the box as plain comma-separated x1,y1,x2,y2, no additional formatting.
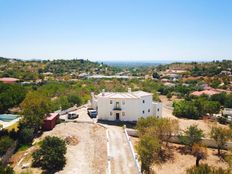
95,92,162,121
152,102,162,118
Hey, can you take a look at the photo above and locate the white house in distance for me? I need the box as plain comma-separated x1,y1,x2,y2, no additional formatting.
91,88,162,121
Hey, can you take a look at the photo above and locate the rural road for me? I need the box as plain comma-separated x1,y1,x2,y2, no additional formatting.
107,125,137,174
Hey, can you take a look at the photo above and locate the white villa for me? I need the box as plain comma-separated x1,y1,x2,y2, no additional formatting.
90,88,162,121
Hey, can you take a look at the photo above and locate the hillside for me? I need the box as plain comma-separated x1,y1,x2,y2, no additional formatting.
0,57,119,81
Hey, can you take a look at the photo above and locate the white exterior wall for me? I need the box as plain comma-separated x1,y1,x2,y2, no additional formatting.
223,108,232,116
95,92,162,121
152,102,162,118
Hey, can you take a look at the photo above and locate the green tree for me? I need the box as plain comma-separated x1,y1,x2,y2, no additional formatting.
0,161,14,174
173,100,199,119
32,136,67,172
67,94,82,106
203,101,220,116
210,126,231,156
136,117,179,146
136,134,161,174
210,93,226,105
0,83,26,113
225,94,232,108
18,128,34,145
186,164,231,174
0,136,14,156
211,79,221,88
191,144,207,167
179,125,204,150
20,92,52,132
166,92,172,100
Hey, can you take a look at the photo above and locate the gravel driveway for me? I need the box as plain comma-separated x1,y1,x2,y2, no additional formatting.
106,125,137,174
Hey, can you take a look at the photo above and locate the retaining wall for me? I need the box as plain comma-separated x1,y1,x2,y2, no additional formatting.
124,128,142,174
126,129,232,149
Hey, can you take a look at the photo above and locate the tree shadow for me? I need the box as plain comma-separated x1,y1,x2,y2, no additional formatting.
159,147,175,163
176,145,191,155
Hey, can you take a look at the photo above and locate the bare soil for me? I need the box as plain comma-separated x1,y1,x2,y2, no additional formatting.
130,137,229,174
14,122,107,174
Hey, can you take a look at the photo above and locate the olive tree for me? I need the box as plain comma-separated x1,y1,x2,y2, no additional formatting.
179,125,204,150
136,134,161,174
191,144,207,167
210,126,231,156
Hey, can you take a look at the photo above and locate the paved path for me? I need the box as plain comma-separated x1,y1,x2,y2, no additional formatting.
106,125,137,174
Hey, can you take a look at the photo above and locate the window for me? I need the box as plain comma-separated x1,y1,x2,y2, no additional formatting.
110,100,112,104
142,110,145,114
122,112,125,116
148,109,150,112
110,112,112,116
122,100,125,105
157,108,159,112
143,100,145,103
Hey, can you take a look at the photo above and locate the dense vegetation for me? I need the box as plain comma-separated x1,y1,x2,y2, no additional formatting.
0,83,26,113
44,59,118,75
173,96,220,119
0,57,119,81
190,60,232,77
32,136,67,172
0,161,14,174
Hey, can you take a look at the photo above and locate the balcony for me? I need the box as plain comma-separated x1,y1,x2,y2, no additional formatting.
113,107,122,111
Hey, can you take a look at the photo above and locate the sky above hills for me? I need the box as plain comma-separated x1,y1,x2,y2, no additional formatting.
1,0,232,61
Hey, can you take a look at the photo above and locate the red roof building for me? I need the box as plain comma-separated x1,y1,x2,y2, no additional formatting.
0,77,19,84
191,89,220,96
43,113,59,131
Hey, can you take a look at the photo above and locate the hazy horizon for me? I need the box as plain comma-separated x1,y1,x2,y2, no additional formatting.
2,56,231,64
1,1,232,61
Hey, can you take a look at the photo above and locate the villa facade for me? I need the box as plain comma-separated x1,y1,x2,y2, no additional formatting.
91,88,162,121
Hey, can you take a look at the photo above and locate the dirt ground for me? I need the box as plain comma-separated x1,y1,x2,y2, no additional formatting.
130,137,229,174
14,122,107,174
160,95,228,137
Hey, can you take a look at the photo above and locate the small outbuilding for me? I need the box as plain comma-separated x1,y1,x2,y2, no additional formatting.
43,113,59,131
0,77,19,84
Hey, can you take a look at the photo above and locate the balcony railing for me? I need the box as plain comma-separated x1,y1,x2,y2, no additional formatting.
113,107,122,111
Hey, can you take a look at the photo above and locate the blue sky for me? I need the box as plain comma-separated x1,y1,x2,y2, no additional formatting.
0,0,232,61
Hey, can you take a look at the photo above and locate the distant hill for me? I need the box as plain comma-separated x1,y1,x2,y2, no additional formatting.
0,57,119,80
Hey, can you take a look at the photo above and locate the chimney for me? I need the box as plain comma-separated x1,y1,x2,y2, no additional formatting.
128,88,132,93
102,89,105,96
91,92,94,98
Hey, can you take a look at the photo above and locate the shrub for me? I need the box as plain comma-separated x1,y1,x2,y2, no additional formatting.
173,100,199,119
0,136,14,156
0,161,14,174
186,164,231,174
18,128,34,145
32,136,67,172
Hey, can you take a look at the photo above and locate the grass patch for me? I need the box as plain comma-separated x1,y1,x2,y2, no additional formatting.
35,140,43,146
18,144,30,152
5,122,19,131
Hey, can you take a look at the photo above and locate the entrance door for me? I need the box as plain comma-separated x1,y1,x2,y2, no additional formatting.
116,113,120,120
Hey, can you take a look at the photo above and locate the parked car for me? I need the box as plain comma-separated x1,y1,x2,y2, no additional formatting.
68,112,79,119
88,109,97,118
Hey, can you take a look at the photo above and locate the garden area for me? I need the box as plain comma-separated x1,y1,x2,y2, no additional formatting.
133,117,232,174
